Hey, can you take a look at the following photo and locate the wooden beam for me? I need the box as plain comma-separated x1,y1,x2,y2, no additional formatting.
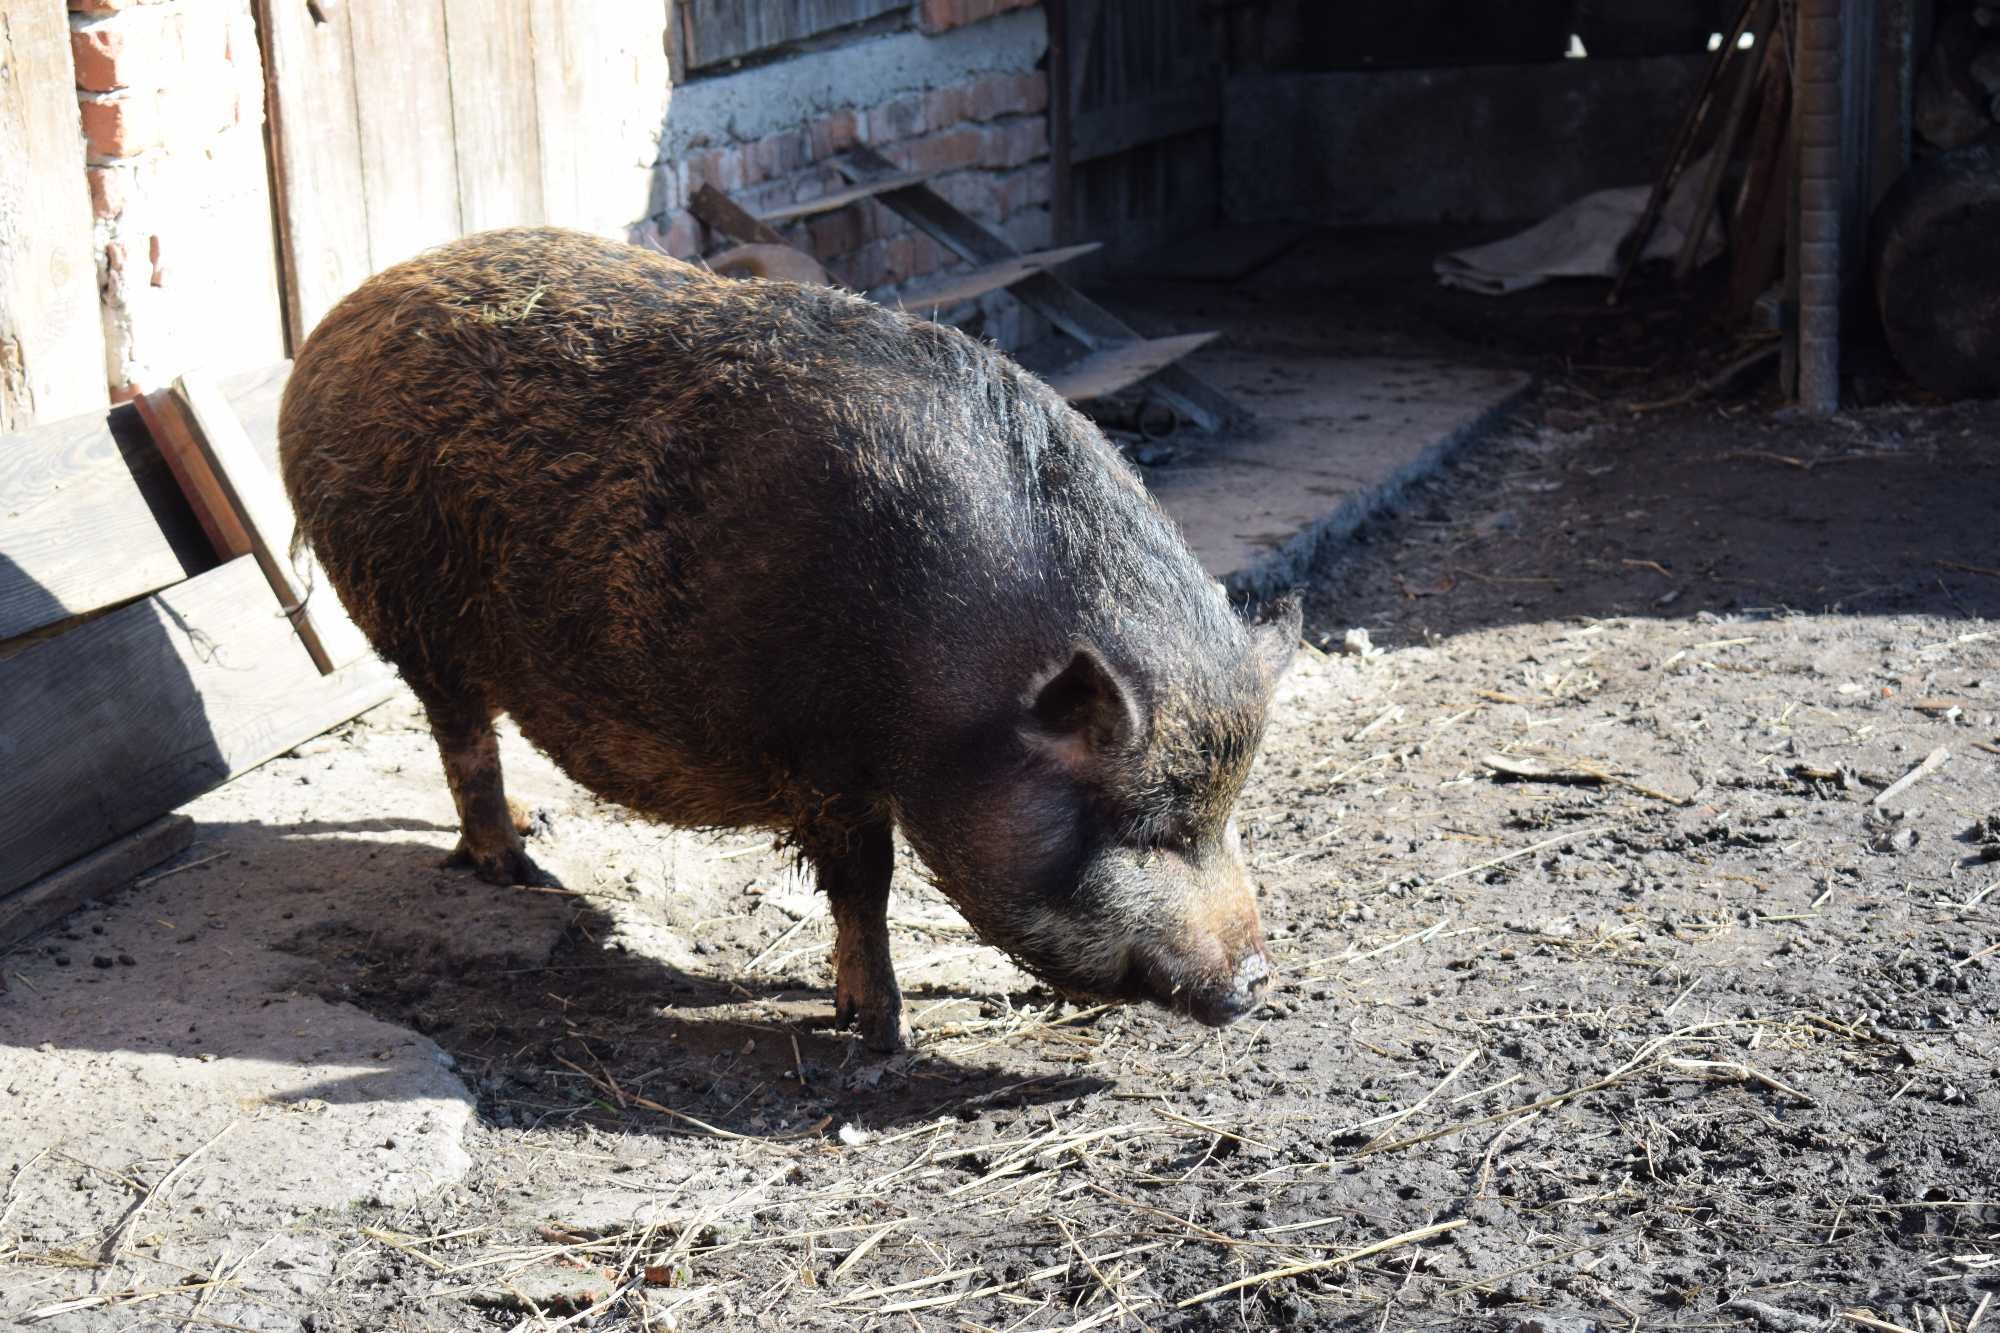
255,0,373,349
0,407,208,643
833,146,1245,430
678,0,905,70
759,171,933,224
0,556,395,900
0,816,195,951
1070,84,1221,165
1042,332,1220,404
142,373,371,674
689,183,786,246
872,243,1102,312
1047,0,1074,245
0,0,109,429
443,0,545,232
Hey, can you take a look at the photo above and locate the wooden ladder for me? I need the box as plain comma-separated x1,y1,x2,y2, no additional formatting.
689,145,1245,432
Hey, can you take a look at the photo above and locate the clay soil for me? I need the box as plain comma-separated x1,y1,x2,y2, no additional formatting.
6,258,2000,1331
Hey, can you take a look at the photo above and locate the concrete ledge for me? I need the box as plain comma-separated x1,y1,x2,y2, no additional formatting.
1145,354,1533,597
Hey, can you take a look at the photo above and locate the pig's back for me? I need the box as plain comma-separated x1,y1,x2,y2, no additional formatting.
280,227,1169,830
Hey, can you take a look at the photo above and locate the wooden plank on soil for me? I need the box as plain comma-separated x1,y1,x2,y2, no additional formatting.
759,171,934,225
0,556,395,900
444,0,545,232
872,244,1102,311
1042,332,1220,403
347,0,463,269
0,815,195,950
0,407,208,642
256,0,374,348
0,0,110,429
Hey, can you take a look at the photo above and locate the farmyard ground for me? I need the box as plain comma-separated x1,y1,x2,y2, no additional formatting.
4,391,1998,1332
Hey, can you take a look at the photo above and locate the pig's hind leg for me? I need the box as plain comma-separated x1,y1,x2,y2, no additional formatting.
820,821,910,1053
419,688,562,889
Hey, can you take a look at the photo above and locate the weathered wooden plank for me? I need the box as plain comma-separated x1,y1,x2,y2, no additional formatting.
347,0,462,269
257,0,374,347
0,407,208,642
1042,332,1219,404
1071,84,1220,164
872,243,1102,311
690,183,787,246
220,363,294,474
0,556,395,899
0,0,110,429
834,148,1245,430
530,0,669,239
759,171,934,224
444,0,545,232
170,373,372,673
0,815,194,950
681,0,905,70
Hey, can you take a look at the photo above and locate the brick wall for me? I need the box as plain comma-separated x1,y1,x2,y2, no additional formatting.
634,8,1055,349
70,0,285,399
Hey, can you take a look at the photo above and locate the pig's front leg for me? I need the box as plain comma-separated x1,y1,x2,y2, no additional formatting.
819,822,909,1053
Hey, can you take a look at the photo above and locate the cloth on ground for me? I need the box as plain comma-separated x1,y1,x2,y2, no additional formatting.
1434,154,1724,296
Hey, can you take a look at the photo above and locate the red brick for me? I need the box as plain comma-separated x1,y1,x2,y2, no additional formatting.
993,163,1051,217
750,129,806,184
71,6,224,93
86,166,127,218
959,76,995,123
934,171,995,220
1001,206,1052,252
79,92,164,158
910,232,949,278
688,146,744,194
1015,72,1049,115
998,118,1047,168
662,210,703,259
901,126,984,176
922,86,963,132
808,109,858,161
918,0,1038,34
807,207,866,260
869,94,925,144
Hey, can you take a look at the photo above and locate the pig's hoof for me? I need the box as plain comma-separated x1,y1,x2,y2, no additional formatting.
445,840,563,889
836,996,911,1053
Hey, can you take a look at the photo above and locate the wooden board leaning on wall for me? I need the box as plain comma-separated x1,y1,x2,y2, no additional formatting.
0,365,395,940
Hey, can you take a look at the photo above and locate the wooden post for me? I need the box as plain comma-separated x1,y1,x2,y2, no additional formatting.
1048,0,1073,247
1793,0,1843,415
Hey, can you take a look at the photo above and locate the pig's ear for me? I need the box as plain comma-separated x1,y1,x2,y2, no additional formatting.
1246,593,1303,683
1025,646,1142,767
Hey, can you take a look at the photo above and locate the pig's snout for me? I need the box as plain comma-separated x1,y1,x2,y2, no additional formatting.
1181,948,1272,1026
1127,934,1271,1027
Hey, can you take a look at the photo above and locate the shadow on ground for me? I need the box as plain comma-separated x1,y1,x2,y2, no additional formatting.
2,814,1105,1142
1303,394,2000,645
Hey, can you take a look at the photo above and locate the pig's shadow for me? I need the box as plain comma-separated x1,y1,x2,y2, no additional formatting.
7,817,1105,1137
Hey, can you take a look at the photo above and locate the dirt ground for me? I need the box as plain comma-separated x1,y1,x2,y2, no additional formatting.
5,248,2000,1331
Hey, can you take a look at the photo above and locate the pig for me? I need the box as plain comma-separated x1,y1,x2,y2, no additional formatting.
279,227,1299,1052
